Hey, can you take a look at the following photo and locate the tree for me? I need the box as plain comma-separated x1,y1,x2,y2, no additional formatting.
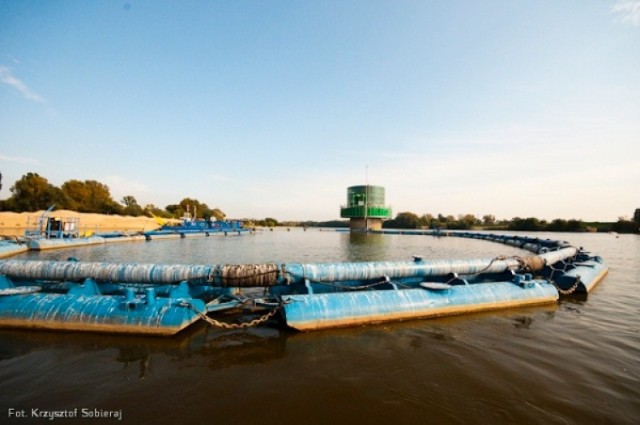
177,198,213,219
461,214,478,228
263,217,279,227
84,180,121,213
0,171,4,210
121,196,143,216
420,213,436,228
211,208,226,221
61,179,121,214
611,217,638,233
482,214,496,225
384,212,421,229
634,209,640,226
165,204,182,217
543,219,584,232
7,172,67,211
566,219,585,232
509,217,544,231
167,198,226,221
547,219,568,231
121,196,136,207
60,180,87,211
142,204,170,219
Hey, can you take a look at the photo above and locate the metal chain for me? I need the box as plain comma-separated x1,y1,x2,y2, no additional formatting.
550,275,581,295
181,300,284,330
545,260,581,295
314,277,392,291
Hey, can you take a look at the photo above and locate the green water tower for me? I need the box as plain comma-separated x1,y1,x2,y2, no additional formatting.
340,185,392,231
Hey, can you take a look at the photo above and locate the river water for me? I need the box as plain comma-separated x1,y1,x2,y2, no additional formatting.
1,230,638,424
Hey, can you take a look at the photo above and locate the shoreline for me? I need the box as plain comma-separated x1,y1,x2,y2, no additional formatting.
0,210,162,237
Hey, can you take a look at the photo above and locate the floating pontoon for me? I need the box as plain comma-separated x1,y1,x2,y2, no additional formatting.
0,233,608,335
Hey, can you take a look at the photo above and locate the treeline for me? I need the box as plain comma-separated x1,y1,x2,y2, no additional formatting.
295,211,640,234
508,216,639,233
0,172,227,221
2,172,638,233
384,212,490,230
380,211,640,233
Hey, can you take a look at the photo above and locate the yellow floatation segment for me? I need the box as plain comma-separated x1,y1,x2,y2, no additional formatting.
150,213,167,226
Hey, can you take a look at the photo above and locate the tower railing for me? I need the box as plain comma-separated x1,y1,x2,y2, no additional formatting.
340,205,392,218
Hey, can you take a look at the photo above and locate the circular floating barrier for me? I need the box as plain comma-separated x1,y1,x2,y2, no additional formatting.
419,282,452,291
0,286,42,296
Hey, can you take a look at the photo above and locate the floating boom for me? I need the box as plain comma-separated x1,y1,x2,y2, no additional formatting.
0,247,576,287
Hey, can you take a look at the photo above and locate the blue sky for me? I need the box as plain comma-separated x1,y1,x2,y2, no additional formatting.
1,1,639,222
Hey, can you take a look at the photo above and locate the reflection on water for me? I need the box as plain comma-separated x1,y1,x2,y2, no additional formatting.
0,304,559,375
0,303,558,371
343,232,389,261
117,347,150,380
2,231,640,425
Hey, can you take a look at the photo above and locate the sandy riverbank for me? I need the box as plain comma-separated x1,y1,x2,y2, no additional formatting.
0,210,165,237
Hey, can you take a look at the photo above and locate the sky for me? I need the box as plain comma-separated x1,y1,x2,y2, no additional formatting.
1,1,639,222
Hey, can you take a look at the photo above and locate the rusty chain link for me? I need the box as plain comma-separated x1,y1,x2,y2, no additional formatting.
547,261,582,295
181,300,284,330
550,275,581,295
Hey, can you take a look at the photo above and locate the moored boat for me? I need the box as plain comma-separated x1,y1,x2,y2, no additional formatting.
22,206,149,251
144,207,247,239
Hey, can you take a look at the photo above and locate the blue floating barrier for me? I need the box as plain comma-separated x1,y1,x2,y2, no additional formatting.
0,232,609,335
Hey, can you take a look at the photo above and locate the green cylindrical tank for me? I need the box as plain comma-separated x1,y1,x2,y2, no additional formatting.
340,185,392,219
347,185,385,207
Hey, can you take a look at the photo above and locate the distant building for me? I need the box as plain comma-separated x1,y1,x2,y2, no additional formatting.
340,185,392,231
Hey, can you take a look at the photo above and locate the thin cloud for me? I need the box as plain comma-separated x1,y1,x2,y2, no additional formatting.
0,153,40,165
0,65,45,103
612,0,640,26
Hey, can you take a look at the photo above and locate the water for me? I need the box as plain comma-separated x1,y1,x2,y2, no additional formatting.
1,230,639,424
